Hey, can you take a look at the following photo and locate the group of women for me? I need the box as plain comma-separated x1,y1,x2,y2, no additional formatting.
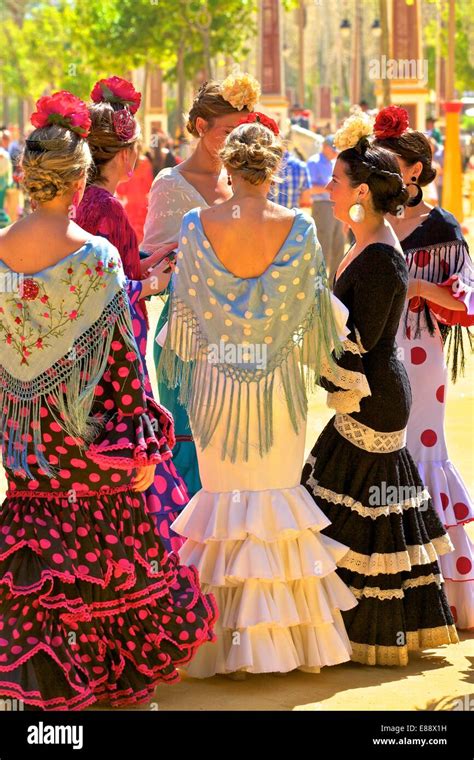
0,71,472,709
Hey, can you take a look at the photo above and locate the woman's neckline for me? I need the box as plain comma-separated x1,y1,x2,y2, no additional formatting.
334,242,400,285
196,207,301,281
175,166,211,208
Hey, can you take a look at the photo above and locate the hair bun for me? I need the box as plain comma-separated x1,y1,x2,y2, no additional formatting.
220,122,283,186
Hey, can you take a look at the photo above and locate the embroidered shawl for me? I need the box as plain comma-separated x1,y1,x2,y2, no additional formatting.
159,207,345,462
0,236,137,478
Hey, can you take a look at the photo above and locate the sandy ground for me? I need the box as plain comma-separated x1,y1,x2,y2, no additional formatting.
1,223,473,713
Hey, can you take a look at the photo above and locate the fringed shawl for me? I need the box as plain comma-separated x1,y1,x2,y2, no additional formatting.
401,207,474,382
0,236,138,478
159,208,345,462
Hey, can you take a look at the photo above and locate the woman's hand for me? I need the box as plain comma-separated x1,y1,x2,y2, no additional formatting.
140,257,176,298
139,243,178,276
132,463,156,491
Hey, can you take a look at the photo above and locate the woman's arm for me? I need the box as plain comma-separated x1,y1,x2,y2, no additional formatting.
139,257,176,298
408,278,466,311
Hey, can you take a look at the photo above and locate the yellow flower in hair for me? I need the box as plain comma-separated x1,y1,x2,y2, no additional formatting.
220,72,261,112
334,112,374,151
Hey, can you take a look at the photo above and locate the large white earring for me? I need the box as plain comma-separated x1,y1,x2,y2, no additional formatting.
349,202,365,223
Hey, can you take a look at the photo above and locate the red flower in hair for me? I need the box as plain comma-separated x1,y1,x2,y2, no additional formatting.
374,106,409,139
238,111,280,136
31,91,91,138
91,76,141,114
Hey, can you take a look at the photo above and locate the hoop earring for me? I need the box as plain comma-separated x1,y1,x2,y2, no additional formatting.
227,174,232,186
349,202,365,223
406,175,423,207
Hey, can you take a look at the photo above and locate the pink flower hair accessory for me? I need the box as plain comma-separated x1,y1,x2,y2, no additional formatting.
91,76,141,114
30,91,91,138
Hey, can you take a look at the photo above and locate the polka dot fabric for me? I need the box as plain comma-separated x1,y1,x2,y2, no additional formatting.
0,320,217,709
397,241,474,630
77,186,188,552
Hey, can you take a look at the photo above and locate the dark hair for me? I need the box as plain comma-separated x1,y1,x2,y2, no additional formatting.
372,130,437,186
186,81,248,138
338,137,409,215
86,101,140,185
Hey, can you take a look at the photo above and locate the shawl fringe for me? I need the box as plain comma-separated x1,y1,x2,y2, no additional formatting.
0,291,137,479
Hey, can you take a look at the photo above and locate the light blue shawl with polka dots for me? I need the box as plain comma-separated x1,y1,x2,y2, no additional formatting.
159,207,343,463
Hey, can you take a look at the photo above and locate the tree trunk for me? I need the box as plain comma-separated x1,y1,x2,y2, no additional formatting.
177,40,186,138
379,0,391,105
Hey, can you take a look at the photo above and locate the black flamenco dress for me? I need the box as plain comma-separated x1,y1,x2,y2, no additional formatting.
301,242,459,665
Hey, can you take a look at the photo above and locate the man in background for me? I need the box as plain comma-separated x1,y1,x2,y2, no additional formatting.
307,135,345,286
272,148,312,210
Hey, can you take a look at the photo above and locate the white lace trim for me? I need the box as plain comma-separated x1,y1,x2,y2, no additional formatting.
334,413,407,453
339,538,452,576
349,573,444,601
307,480,431,519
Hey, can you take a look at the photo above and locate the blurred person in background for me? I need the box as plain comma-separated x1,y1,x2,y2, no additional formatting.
307,135,346,286
271,145,312,209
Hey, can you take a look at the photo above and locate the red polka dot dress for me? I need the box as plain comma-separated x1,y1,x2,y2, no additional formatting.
77,185,188,553
0,239,217,710
396,208,474,630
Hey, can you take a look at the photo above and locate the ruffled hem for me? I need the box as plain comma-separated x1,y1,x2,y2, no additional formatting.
171,484,332,543
86,397,175,470
181,587,354,677
349,624,459,666
438,525,474,581
444,576,474,630
173,485,358,675
173,485,351,585
415,458,474,529
301,418,458,660
0,489,218,709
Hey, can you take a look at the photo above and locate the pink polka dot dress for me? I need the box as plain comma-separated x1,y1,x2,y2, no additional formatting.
77,185,188,553
0,238,218,710
396,207,474,630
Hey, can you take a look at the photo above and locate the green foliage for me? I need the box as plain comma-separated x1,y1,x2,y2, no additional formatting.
0,0,257,101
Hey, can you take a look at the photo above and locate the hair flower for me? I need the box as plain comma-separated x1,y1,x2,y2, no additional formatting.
334,112,374,152
374,106,409,139
238,111,279,135
91,76,141,114
220,72,261,112
31,91,91,138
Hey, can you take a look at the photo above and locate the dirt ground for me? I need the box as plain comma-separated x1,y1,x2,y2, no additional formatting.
1,219,472,713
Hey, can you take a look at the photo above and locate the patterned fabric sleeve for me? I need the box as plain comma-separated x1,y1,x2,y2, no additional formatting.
430,241,474,327
86,318,175,470
90,194,142,282
141,170,198,251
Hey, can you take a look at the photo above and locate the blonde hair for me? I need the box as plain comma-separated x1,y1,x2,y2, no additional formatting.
21,125,92,203
220,122,283,185
86,101,141,185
